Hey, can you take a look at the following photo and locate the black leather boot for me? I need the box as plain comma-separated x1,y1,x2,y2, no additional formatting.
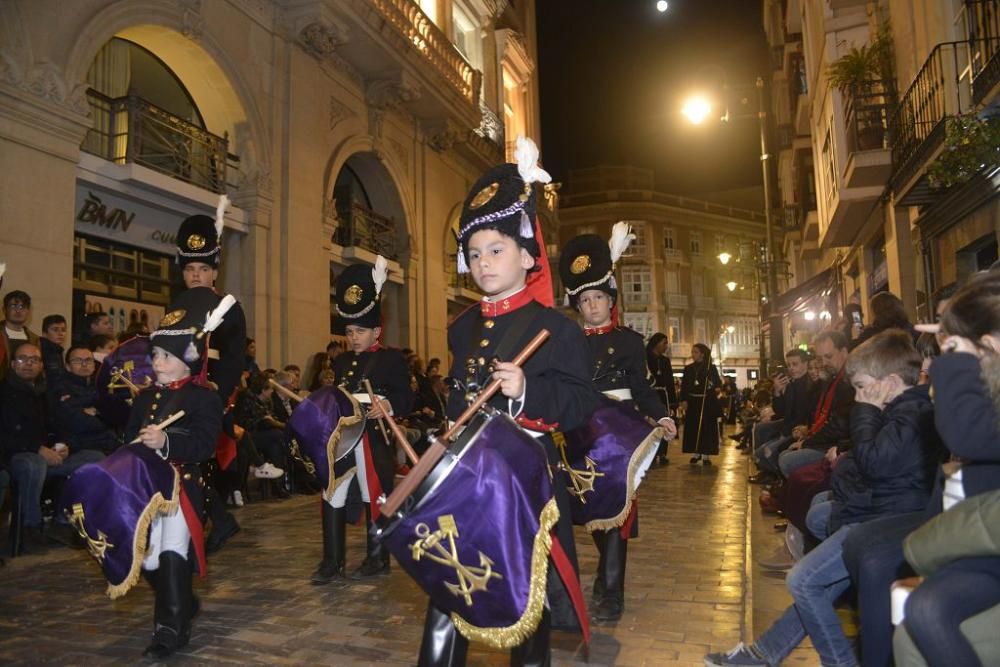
143,551,194,659
592,532,627,622
591,529,607,601
311,502,347,585
509,608,551,667
417,602,469,667
352,506,390,579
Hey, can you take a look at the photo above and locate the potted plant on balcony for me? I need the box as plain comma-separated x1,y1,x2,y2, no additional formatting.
927,113,1000,189
828,31,895,151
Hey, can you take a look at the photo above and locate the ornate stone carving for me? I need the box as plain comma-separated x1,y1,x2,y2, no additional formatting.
299,21,347,59
180,0,204,41
0,52,89,117
365,75,421,111
329,96,353,131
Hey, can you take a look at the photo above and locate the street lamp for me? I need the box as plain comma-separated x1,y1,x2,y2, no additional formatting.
725,280,738,292
682,75,784,373
718,251,732,266
656,0,669,12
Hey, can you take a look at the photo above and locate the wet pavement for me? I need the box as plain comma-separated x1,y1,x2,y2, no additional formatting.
0,433,821,666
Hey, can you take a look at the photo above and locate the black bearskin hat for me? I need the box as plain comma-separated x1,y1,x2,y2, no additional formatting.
151,287,236,372
559,223,636,308
332,256,389,334
176,196,229,269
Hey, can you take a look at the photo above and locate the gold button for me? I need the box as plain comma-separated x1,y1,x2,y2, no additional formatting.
352,360,358,366
480,339,489,348
608,347,614,354
183,473,192,480
478,357,486,366
347,371,354,377
151,404,158,410
484,320,495,329
155,392,162,399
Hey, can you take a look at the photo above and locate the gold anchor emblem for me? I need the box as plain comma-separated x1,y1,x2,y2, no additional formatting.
553,431,604,501
410,514,503,606
68,503,115,563
108,361,153,398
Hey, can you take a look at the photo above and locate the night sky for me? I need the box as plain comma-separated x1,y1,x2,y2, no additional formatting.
536,0,768,198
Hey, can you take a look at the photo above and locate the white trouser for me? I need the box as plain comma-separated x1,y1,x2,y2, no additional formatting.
324,442,369,509
142,506,190,569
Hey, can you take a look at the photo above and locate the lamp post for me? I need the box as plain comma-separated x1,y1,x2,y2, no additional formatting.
717,242,768,376
682,76,784,374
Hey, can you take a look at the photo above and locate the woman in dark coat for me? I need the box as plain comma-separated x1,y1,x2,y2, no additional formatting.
679,343,722,464
646,332,677,464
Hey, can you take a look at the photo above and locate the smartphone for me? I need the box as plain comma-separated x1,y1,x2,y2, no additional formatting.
852,310,863,326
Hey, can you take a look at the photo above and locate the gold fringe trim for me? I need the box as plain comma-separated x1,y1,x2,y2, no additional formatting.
323,466,358,503
105,465,181,599
323,390,364,499
451,498,560,649
583,426,662,533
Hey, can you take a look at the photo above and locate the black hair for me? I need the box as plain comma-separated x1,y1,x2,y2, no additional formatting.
3,290,30,309
42,314,67,332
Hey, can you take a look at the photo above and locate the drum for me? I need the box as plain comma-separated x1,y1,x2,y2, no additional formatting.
96,336,154,428
59,444,179,599
376,409,558,649
287,385,366,498
558,396,662,531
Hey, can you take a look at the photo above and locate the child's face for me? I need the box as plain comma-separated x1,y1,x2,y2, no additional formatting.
151,346,191,384
577,290,613,327
466,229,534,297
345,325,380,352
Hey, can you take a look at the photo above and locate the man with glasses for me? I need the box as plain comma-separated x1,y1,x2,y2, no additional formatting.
49,345,117,455
1,342,104,550
1,290,40,381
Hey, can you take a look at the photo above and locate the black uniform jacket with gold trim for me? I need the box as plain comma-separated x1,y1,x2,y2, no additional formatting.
124,382,223,514
205,296,246,405
332,347,414,422
589,327,667,422
446,302,598,433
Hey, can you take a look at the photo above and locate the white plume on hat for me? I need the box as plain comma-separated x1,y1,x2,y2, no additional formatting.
0,262,6,282
215,194,230,244
514,136,551,185
203,293,237,335
608,222,636,265
372,255,388,297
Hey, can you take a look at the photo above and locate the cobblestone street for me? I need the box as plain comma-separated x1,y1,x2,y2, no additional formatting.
0,437,816,666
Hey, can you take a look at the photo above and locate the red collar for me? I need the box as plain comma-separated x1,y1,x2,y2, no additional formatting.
364,343,382,353
158,376,195,390
480,287,534,318
584,323,615,336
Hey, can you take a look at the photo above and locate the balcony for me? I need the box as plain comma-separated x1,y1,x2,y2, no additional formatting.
967,0,1000,104
662,247,686,263
693,295,715,310
664,293,688,310
890,42,974,206
332,201,400,260
81,90,237,194
717,296,758,314
288,0,483,131
843,80,894,188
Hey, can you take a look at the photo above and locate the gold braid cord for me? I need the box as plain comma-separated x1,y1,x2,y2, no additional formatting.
103,467,181,599
450,498,560,649
322,391,364,500
583,426,663,533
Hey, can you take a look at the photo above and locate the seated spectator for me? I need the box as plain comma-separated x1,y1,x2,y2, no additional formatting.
244,337,260,378
707,329,944,667
776,330,853,479
117,320,149,343
851,291,917,350
48,345,118,454
326,340,342,365
87,333,117,365
282,364,302,392
305,351,332,391
1,342,104,550
1,290,40,380
233,373,286,493
842,271,1000,667
752,349,813,483
426,357,441,377
40,314,68,380
270,370,297,424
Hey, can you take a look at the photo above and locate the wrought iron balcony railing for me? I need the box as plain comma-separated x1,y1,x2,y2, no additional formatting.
332,202,399,260
966,0,1000,103
369,0,482,107
81,90,237,194
889,42,973,189
844,79,895,154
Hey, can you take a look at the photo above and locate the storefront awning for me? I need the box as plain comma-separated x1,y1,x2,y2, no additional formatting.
774,268,836,316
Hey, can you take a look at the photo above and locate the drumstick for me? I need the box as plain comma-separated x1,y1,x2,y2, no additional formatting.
129,410,186,444
380,329,550,517
268,379,304,403
364,379,420,466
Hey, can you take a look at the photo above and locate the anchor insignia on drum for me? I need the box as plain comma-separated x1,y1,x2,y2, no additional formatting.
108,361,153,399
552,431,605,501
410,514,503,607
68,503,115,563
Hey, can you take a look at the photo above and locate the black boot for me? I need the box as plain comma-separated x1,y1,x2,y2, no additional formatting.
143,551,195,659
352,506,390,579
591,530,607,601
592,532,627,623
417,602,468,667
205,506,240,555
311,502,347,585
509,608,551,667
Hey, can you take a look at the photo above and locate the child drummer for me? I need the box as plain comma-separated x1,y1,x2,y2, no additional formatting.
125,288,227,658
417,137,599,666
558,227,678,623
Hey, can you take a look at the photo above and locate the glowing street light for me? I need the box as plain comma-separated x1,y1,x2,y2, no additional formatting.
819,310,832,321
726,325,736,334
656,0,669,12
718,251,732,265
725,280,738,292
804,310,816,321
681,95,713,125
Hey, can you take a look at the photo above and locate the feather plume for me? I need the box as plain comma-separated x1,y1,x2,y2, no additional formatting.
456,246,469,274
214,194,230,243
203,294,236,334
514,136,552,185
608,222,636,265
372,255,389,296
0,262,6,283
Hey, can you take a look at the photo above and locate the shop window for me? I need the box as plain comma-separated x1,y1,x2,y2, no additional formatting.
73,234,172,306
